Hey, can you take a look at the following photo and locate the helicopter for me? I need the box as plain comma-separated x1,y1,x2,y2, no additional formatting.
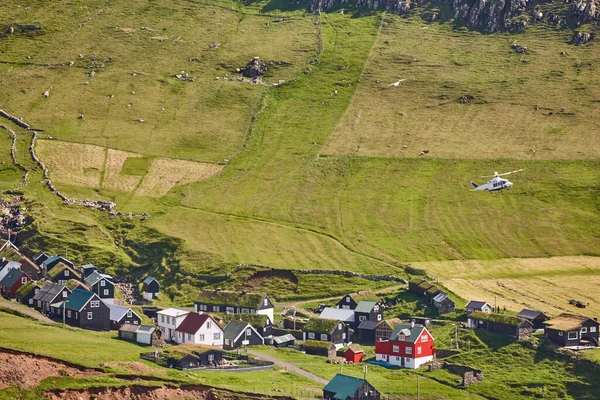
470,169,524,193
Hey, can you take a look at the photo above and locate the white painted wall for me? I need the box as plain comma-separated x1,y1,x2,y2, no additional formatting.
175,319,224,347
157,310,189,341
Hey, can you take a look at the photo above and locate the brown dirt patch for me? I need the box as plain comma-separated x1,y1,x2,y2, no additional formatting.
99,361,152,375
0,351,101,389
120,27,135,33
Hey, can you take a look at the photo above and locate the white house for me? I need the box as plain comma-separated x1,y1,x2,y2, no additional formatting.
174,313,223,347
157,308,189,341
465,300,493,315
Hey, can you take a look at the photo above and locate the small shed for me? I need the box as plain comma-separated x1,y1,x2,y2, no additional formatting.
273,333,296,348
142,276,160,300
118,324,139,342
136,325,161,346
517,309,549,330
344,344,363,364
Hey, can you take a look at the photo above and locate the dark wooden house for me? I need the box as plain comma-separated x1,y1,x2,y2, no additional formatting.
63,289,110,331
33,282,71,314
272,333,296,348
37,255,74,273
142,276,160,300
375,318,402,342
15,282,41,307
84,271,115,304
432,292,455,314
223,320,264,350
337,294,359,310
108,304,142,330
517,309,549,330
465,300,492,315
164,346,224,369
194,289,274,323
303,318,350,346
467,311,533,340
80,263,99,278
355,300,383,343
0,269,31,300
323,374,380,400
47,262,82,286
544,314,599,347
221,313,272,338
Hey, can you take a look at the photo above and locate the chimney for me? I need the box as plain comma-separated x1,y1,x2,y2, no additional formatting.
410,321,415,329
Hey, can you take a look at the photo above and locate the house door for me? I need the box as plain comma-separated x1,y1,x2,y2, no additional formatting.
401,357,405,367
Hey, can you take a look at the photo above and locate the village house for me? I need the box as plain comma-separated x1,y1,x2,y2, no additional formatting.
432,292,455,314
408,279,455,314
84,271,115,304
319,307,355,327
220,313,272,338
194,289,274,323
517,309,549,330
375,322,434,369
142,276,160,300
119,324,163,346
162,345,224,369
337,293,360,310
80,263,99,278
157,308,190,342
47,262,82,286
410,316,432,326
467,311,533,340
272,333,296,348
355,300,383,343
15,281,41,307
375,318,402,342
344,344,364,364
174,313,223,347
61,289,110,331
465,300,493,315
303,318,351,348
36,254,74,274
0,258,21,281
336,292,380,310
323,373,380,400
544,314,599,348
223,320,264,350
0,269,30,300
107,304,142,330
33,281,71,314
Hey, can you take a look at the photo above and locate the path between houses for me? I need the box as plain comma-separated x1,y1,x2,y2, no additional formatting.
247,350,328,385
0,299,54,323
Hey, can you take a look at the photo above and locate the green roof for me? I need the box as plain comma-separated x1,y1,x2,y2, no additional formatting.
303,340,332,349
323,374,367,400
64,288,95,311
223,320,250,342
304,318,337,334
355,300,377,313
196,289,266,309
390,324,426,343
47,263,80,279
65,279,89,291
15,281,37,298
469,311,527,327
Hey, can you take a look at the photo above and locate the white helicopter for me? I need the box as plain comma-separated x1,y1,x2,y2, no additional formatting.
470,169,524,192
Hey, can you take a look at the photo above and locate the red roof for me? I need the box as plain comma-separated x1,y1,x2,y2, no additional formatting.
175,313,214,335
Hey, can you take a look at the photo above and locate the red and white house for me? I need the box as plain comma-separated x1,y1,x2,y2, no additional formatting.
375,322,434,369
174,313,224,347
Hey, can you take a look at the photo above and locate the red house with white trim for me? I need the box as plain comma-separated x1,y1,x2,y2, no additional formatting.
375,322,434,369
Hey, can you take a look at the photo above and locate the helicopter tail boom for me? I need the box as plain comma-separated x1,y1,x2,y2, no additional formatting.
470,181,479,189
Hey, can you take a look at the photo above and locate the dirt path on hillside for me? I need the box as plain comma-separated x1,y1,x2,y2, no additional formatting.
247,350,328,385
0,298,53,323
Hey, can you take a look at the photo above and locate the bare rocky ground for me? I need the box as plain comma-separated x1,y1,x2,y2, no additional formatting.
44,385,223,400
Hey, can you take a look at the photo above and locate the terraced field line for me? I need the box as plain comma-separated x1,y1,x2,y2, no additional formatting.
246,350,328,385
0,299,53,323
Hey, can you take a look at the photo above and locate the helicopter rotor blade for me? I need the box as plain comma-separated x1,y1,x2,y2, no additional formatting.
497,168,524,176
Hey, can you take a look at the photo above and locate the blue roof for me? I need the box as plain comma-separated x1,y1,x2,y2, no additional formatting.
108,304,138,322
0,268,25,287
41,255,60,266
323,374,367,400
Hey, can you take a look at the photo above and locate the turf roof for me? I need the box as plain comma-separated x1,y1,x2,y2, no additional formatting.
196,289,266,309
304,318,338,334
469,311,528,327
15,281,37,298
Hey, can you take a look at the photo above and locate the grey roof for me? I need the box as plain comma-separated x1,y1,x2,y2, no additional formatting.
143,276,157,285
224,320,251,342
433,292,448,303
466,300,490,310
119,324,139,333
108,304,138,322
273,334,295,344
357,320,378,330
136,325,156,334
81,263,98,270
355,300,377,313
84,271,113,287
517,309,546,320
33,282,69,304
0,260,21,271
319,307,355,323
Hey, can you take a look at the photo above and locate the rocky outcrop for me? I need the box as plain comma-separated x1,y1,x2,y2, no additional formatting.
243,57,267,78
573,31,593,45
573,0,599,23
452,0,530,32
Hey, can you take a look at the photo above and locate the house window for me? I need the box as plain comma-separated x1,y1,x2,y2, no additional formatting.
213,306,220,312
308,333,315,339
246,328,252,336
199,334,205,341
250,309,256,314
374,305,379,312
237,308,240,313
62,291,68,298
58,280,66,285
581,327,588,334
64,270,69,276
421,335,428,342
320,334,328,341
346,296,350,302
188,334,192,341
417,346,422,355
406,347,412,355
479,320,483,325
392,345,399,353
559,332,563,336
208,354,214,362
264,299,268,306
225,339,229,346
100,280,105,287
377,314,382,321
398,334,405,341
134,320,139,324
342,332,346,340
90,301,99,308
207,322,212,329
591,327,597,333
214,333,220,340
242,308,249,314
127,310,132,318
87,312,93,320
29,299,33,305
338,323,343,330
342,305,350,310
359,316,366,322
568,331,578,340
226,307,234,313
103,289,109,296
67,310,71,318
